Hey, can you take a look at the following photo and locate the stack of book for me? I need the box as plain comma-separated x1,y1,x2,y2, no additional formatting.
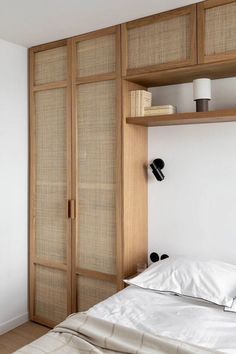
130,90,152,116
144,105,177,116
130,90,177,117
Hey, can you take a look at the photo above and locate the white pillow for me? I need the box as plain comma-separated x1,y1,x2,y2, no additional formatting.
225,299,236,313
124,256,236,307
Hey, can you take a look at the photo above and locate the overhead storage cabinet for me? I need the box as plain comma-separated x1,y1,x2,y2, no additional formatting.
198,0,236,63
122,4,197,76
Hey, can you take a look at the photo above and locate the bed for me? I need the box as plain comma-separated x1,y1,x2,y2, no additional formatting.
14,258,236,354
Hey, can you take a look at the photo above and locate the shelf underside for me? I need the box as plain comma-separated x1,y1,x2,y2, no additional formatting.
126,109,236,127
125,60,236,87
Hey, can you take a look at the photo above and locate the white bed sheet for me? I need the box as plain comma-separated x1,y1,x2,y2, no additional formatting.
88,285,236,354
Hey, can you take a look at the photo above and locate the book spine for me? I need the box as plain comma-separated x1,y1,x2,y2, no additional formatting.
144,106,176,115
140,91,143,116
144,110,176,116
130,91,136,117
144,112,171,116
144,108,176,113
140,91,152,116
144,108,177,112
136,91,141,116
144,105,176,110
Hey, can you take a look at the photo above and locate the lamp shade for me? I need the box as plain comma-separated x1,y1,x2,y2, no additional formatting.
193,78,212,101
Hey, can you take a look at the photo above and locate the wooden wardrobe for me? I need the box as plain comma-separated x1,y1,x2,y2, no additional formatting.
29,26,147,327
30,0,236,327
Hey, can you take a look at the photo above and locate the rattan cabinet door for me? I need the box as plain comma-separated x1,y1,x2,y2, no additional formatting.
34,46,67,85
75,79,118,310
77,276,117,311
123,4,197,76
30,43,71,327
198,0,236,63
34,88,68,264
35,265,68,324
76,35,116,78
72,27,121,312
75,27,117,80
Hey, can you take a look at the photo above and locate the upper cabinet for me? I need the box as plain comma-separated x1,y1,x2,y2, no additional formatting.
122,4,197,77
34,45,68,85
74,26,119,83
198,0,236,64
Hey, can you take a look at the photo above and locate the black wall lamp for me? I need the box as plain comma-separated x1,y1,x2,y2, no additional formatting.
150,158,165,181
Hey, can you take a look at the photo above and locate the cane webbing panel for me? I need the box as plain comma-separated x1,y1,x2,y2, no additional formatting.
77,276,117,311
77,188,116,274
76,81,117,274
77,34,116,77
205,3,236,56
35,46,67,85
127,14,191,69
35,265,67,323
35,89,67,263
77,81,116,184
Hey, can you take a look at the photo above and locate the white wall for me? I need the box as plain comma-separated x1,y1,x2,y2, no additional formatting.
148,78,236,265
0,0,203,47
0,39,28,334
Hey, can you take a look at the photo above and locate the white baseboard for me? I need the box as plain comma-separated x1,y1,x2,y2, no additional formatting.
0,312,29,335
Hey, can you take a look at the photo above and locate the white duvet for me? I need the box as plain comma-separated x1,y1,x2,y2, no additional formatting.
88,285,236,354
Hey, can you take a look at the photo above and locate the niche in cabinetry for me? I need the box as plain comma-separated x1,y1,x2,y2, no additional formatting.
125,78,236,127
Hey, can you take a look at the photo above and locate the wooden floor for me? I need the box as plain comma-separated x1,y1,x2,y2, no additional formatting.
0,321,49,354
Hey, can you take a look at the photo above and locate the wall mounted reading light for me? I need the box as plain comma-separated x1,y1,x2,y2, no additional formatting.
150,158,165,181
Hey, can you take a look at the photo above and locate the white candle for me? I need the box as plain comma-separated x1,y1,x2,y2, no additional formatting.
193,78,212,101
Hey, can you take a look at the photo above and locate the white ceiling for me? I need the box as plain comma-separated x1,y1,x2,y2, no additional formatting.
0,0,203,48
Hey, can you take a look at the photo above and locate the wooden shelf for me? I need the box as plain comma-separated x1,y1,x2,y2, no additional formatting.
126,109,236,127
